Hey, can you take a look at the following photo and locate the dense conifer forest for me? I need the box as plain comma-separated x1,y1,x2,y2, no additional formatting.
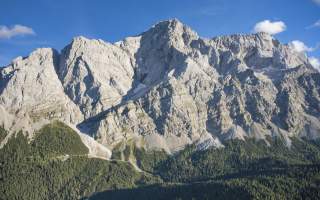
1,122,320,199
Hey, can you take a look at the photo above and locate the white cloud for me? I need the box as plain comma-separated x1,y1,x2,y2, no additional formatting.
0,25,35,39
253,20,286,35
312,0,320,5
312,20,320,28
313,20,320,27
289,40,314,53
306,19,320,29
309,57,320,72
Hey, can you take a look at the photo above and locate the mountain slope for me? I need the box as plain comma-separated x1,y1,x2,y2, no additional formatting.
1,122,320,200
75,19,320,153
0,19,320,155
0,122,155,199
0,48,83,132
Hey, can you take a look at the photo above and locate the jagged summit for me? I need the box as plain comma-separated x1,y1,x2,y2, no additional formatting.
67,35,111,48
143,19,197,36
1,19,320,156
146,19,198,39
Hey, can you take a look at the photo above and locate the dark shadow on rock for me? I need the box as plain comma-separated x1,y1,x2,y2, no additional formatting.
77,20,194,137
0,68,17,94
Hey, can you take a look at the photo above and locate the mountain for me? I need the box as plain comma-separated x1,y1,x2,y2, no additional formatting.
1,19,319,156
1,19,320,200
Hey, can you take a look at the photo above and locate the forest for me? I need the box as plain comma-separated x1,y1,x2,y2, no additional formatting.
1,122,320,200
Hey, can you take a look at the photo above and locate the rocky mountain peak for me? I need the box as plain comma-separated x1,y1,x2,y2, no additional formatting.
67,36,109,50
150,19,197,37
0,19,320,156
142,19,199,50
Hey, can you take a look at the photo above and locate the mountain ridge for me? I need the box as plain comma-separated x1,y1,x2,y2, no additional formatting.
1,19,320,157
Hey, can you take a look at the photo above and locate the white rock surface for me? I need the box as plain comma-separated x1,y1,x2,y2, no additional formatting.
1,19,320,154
0,48,83,134
58,37,136,118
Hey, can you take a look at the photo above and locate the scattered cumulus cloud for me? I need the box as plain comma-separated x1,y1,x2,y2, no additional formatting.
289,40,314,53
253,20,286,35
0,25,35,39
309,57,320,71
306,19,320,29
312,20,320,27
288,40,320,72
312,0,320,5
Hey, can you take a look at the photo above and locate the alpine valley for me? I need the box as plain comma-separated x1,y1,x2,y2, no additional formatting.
1,19,320,200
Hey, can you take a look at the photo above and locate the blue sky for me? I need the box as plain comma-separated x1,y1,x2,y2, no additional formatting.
0,0,319,67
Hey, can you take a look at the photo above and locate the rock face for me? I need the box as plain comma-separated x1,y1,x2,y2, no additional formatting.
1,19,320,154
0,48,83,133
